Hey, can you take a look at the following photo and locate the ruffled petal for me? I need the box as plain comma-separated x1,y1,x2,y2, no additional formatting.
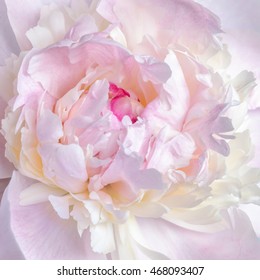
101,150,164,196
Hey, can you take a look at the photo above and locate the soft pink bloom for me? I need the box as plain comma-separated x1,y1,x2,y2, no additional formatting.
0,0,260,259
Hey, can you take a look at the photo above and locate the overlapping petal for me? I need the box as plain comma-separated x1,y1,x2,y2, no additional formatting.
0,171,105,259
130,210,260,259
97,0,221,55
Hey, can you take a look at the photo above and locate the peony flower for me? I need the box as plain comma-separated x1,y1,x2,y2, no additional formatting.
0,0,260,259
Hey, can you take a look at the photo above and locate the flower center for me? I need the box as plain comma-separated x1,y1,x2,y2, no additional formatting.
109,83,144,123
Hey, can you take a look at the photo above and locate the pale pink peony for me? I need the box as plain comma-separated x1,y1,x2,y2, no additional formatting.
0,0,260,259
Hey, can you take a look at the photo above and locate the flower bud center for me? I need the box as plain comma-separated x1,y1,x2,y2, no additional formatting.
109,83,143,122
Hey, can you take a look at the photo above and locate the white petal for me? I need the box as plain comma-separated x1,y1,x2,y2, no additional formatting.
20,182,66,206
90,222,115,254
49,194,71,219
4,0,71,50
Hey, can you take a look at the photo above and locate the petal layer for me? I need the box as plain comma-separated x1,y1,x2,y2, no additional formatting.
3,171,105,259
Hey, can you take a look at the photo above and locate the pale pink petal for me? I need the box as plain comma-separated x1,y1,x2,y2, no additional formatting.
66,15,98,41
4,0,71,50
0,184,24,259
3,171,105,259
102,150,164,196
67,79,109,122
15,37,129,109
97,0,221,54
185,103,233,156
0,0,19,65
146,128,195,173
54,80,83,123
14,51,48,110
135,56,171,85
121,55,171,106
38,143,88,193
23,46,87,100
142,51,189,131
121,121,151,158
37,110,63,143
132,209,260,259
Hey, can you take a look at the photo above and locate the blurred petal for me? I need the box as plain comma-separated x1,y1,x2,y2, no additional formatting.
0,185,24,259
97,0,221,54
196,0,260,78
0,178,10,204
0,134,13,179
239,204,260,237
132,209,260,259
4,0,71,50
248,109,260,168
0,95,13,179
4,171,105,259
195,0,260,110
0,0,19,65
